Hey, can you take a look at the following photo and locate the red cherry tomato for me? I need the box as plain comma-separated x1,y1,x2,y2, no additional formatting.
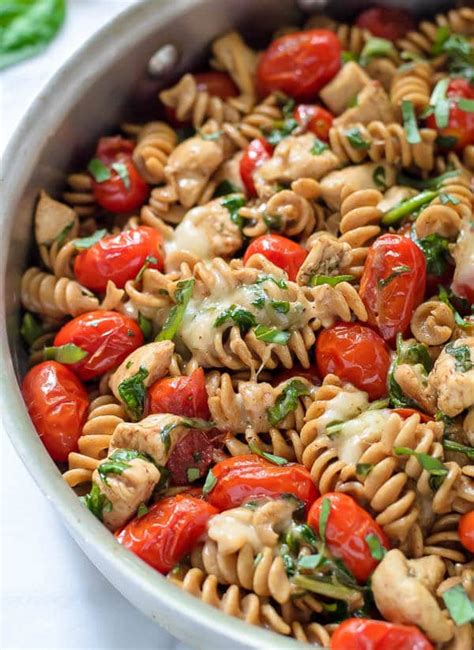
149,368,210,419
164,72,238,124
21,361,89,462
91,157,149,214
115,493,218,574
458,511,474,554
53,311,143,381
74,226,164,293
166,428,224,486
273,365,320,387
392,408,434,423
360,234,426,345
308,493,390,583
426,79,474,152
315,322,391,400
239,138,273,196
355,7,416,42
95,136,135,165
206,455,318,513
293,104,334,141
243,234,308,281
257,30,341,101
330,618,433,650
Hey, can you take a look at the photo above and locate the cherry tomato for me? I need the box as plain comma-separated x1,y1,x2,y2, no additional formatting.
426,79,474,152
21,361,89,462
257,30,341,101
355,7,416,42
243,234,307,281
392,408,434,423
330,619,433,650
315,322,391,400
53,311,143,382
149,368,210,419
359,234,426,345
206,455,318,513
167,428,224,486
458,511,474,554
308,493,390,583
74,226,164,293
273,365,320,387
239,138,273,196
115,493,218,574
293,104,334,141
164,72,238,124
95,136,135,165
91,157,149,214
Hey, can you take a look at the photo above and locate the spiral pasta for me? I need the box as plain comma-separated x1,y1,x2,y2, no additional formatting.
390,62,432,113
132,121,177,184
411,300,455,346
62,172,97,218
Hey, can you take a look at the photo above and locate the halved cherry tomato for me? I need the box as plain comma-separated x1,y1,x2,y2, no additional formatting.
53,311,143,382
331,618,433,650
273,365,320,387
91,157,149,214
392,408,434,423
257,30,341,101
293,104,334,141
95,136,135,165
355,7,415,42
315,322,391,400
239,138,273,196
74,226,164,293
458,511,474,554
308,493,390,583
149,368,210,419
359,234,426,345
243,234,307,281
167,428,224,486
21,361,89,462
115,493,218,574
206,454,318,513
426,79,474,152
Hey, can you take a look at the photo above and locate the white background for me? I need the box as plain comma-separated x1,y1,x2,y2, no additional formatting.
0,2,192,648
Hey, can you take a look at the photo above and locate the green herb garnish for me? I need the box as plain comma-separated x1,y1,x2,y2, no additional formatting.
270,300,290,314
203,469,217,495
20,312,43,346
187,467,201,482
355,463,373,478
43,343,88,364
445,341,472,373
311,138,329,155
443,439,474,461
253,324,290,345
396,169,459,190
442,585,474,626
118,366,149,421
213,180,240,197
377,264,411,288
74,228,107,250
263,213,283,232
221,195,246,231
430,78,450,129
55,221,75,247
345,127,370,150
401,100,421,144
256,274,288,290
88,159,111,183
248,441,287,466
137,503,149,518
365,534,386,561
111,161,130,190
267,379,309,426
135,255,158,283
267,118,299,146
214,305,257,331
381,190,437,226
80,483,112,522
359,37,396,66
138,313,153,342
319,497,331,543
416,233,451,276
373,165,387,190
97,449,153,485
156,278,195,341
310,274,354,287
438,286,470,330
394,447,448,489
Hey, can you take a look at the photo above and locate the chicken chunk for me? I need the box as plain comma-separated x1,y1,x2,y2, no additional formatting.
109,341,175,403
164,136,224,208
393,364,437,414
296,234,352,286
320,62,371,115
92,455,160,531
334,81,397,127
213,151,245,193
372,549,453,643
365,58,397,92
428,338,474,417
319,162,396,210
35,191,78,245
377,186,418,213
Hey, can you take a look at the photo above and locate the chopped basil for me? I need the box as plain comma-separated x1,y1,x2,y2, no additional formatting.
88,158,111,183
74,228,107,250
341,51,357,64
203,469,217,495
443,439,474,461
394,447,448,489
388,334,433,409
187,467,201,482
80,483,112,521
401,100,421,144
438,287,470,330
221,195,246,231
214,305,257,331
267,379,309,426
280,96,296,119
263,213,283,232
373,165,387,190
345,127,370,150
213,180,240,197
377,264,411,288
396,169,459,190
431,26,451,56
319,497,331,543
156,278,195,341
436,33,474,83
311,138,329,155
346,94,358,108
445,341,472,373
359,37,396,66
430,78,450,129
442,584,474,626
248,441,287,466
97,449,153,485
355,463,373,478
365,534,386,561
253,552,263,567
43,343,88,364
310,274,354,287
416,233,451,277
137,503,149,518
381,190,437,226
20,312,43,346
270,300,290,314
253,324,290,345
138,313,153,342
111,161,130,190
135,255,158,283
439,193,460,205
435,134,458,149
118,366,149,421
256,274,288,290
267,117,299,146
55,220,75,247
199,130,223,141
251,293,265,309
292,574,360,602
160,417,214,454
458,97,474,113
297,554,323,570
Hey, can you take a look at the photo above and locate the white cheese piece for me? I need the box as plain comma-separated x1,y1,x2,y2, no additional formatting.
316,390,369,435
334,409,391,464
208,508,263,555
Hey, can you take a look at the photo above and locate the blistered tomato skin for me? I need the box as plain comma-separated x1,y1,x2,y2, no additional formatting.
458,511,474,554
257,30,341,101
95,136,135,164
53,311,144,381
239,138,273,196
330,618,434,650
293,104,334,141
21,361,89,462
426,79,474,152
206,455,318,513
315,322,391,400
166,428,224,486
355,7,416,42
91,157,149,214
308,493,390,584
115,494,218,574
149,368,210,419
74,226,164,293
243,234,308,281
359,234,426,345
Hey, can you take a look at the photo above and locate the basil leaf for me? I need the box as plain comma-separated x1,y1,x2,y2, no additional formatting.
80,483,112,522
439,193,460,205
435,134,458,149
20,312,43,346
187,467,201,482
438,34,474,83
310,274,354,287
345,127,370,150
401,100,421,144
157,278,195,341
43,343,88,364
160,417,214,454
388,335,432,409
442,584,474,626
270,300,290,314
311,138,329,155
297,554,323,570
458,97,474,113
213,180,240,197
248,441,287,466
203,469,217,495
445,341,472,373
373,165,387,190
221,195,246,231
0,0,66,70
98,449,153,485
214,305,257,331
280,96,296,119
118,366,149,421
438,287,469,330
138,313,153,342
267,379,310,426
396,169,459,190
74,228,107,250
443,439,474,461
430,78,450,129
55,220,75,247
355,463,373,478
359,37,396,66
267,118,299,145
394,447,449,488
431,26,450,56
199,130,222,141
253,324,290,345
377,264,411,288
341,51,357,63
135,255,158,283
256,275,288,290
381,190,437,226
263,213,283,232
416,233,451,277
137,503,149,518
365,533,386,561
111,161,130,190
88,159,111,183
319,497,331,543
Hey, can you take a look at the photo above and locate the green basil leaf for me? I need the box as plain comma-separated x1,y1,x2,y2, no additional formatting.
111,161,130,190
355,463,373,478
458,97,474,113
442,584,474,626
341,51,357,64
118,366,149,421
135,255,158,283
248,441,288,466
443,439,474,461
310,274,355,287
253,324,290,345
20,312,43,346
373,165,387,190
311,138,329,155
157,278,195,341
297,554,323,570
43,343,88,364
319,497,331,543
214,305,257,331
80,483,112,522
138,313,153,342
345,127,370,150
438,287,469,330
263,213,283,232
396,169,459,191
430,78,450,129
203,469,217,495
270,300,290,314
359,37,396,66
445,341,472,373
267,379,310,426
74,228,107,250
213,180,240,198
377,264,411,288
221,195,246,231
88,159,111,183
267,118,299,145
431,26,450,56
394,447,449,480
199,130,223,141
381,190,437,226
401,100,421,144
55,220,75,247
280,96,296,119
416,233,451,277
97,449,153,485
137,503,149,518
365,533,386,561
256,274,288,289
187,467,201,482
439,193,460,205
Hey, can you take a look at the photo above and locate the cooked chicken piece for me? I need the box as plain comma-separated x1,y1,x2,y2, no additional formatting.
464,408,474,445
109,341,175,403
110,413,194,466
35,191,78,245
320,62,371,115
452,216,474,304
319,162,396,210
428,338,474,417
254,133,339,198
212,151,245,193
92,456,160,531
296,234,352,286
211,32,257,100
372,550,453,643
394,364,437,414
334,81,397,127
365,58,397,92
164,136,224,208
377,186,418,213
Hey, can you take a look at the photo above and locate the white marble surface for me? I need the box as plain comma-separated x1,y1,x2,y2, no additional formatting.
0,2,192,648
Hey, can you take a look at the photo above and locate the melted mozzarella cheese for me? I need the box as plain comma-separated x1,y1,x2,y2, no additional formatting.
334,409,390,464
208,508,263,555
164,209,213,260
316,390,369,434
